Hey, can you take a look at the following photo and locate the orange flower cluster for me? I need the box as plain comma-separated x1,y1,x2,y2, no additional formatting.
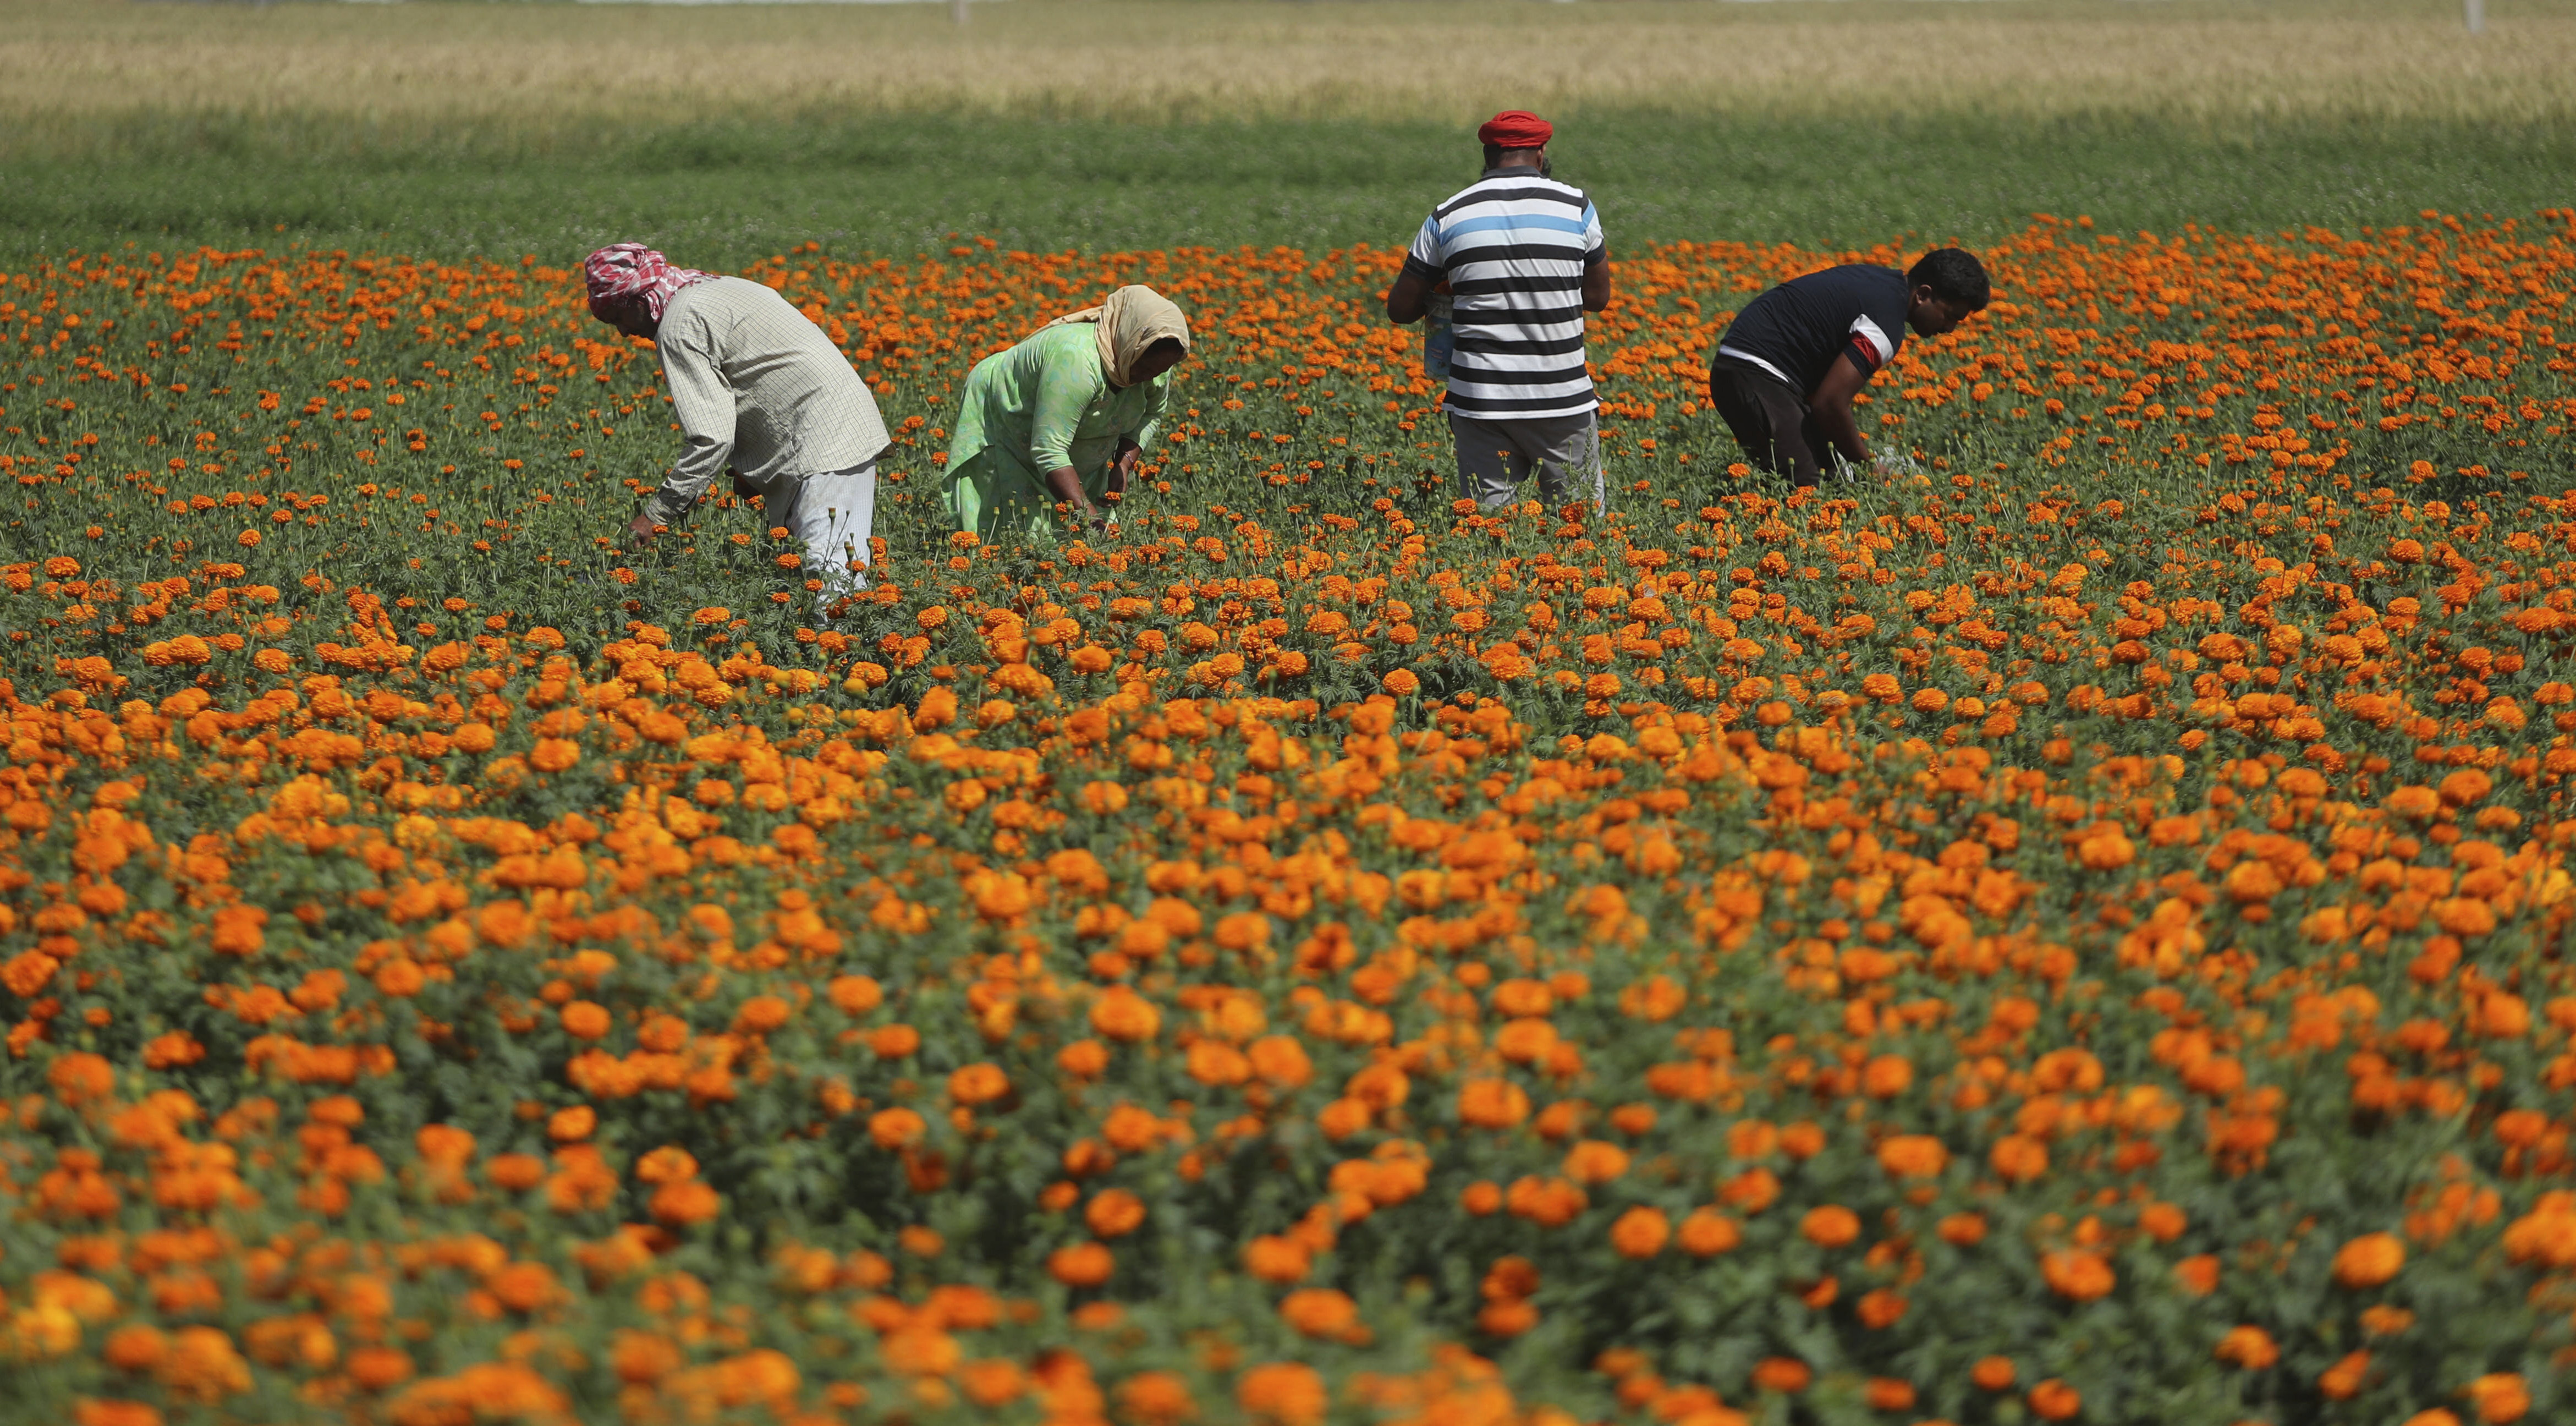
4,213,2576,1424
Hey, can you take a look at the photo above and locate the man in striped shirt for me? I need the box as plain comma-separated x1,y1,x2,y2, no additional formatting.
1386,111,1611,513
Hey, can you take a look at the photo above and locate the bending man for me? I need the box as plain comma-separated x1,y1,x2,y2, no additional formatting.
588,242,890,610
1706,248,1990,487
943,285,1190,544
1385,109,1610,513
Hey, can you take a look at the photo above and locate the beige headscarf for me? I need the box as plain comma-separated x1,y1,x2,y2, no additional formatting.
1042,284,1191,388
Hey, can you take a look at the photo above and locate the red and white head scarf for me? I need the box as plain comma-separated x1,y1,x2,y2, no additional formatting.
583,243,713,323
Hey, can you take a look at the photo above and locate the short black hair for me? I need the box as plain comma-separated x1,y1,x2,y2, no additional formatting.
1908,248,1991,309
1481,142,1544,169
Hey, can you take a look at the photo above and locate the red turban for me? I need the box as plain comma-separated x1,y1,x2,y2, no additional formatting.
584,242,713,323
1477,111,1553,149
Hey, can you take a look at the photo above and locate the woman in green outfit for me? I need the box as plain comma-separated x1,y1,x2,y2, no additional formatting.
943,285,1191,543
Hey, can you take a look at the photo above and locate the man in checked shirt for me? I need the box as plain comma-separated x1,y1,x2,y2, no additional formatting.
586,243,890,613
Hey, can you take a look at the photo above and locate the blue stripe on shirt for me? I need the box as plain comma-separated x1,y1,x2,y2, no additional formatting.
1438,212,1595,239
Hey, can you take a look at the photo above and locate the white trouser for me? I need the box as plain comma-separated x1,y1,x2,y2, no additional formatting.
757,459,875,612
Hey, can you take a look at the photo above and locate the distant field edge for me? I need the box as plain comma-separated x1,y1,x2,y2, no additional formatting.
3,108,2573,267
7,102,2576,165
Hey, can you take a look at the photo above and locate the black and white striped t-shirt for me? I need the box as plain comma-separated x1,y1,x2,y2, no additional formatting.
1403,171,1605,422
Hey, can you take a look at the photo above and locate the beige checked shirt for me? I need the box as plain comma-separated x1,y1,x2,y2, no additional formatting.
644,276,890,528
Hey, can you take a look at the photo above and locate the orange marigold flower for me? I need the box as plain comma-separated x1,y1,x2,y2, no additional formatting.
2214,1324,2278,1370
1315,1098,1371,1139
1213,912,1270,952
827,975,883,1014
1800,1204,1861,1248
633,1145,698,1184
1242,1235,1310,1284
1749,1358,1810,1394
947,1062,1009,1105
871,1024,921,1058
958,1359,1025,1407
732,995,790,1035
1990,1134,2049,1183
2332,1232,2405,1288
1480,1255,1539,1299
2317,1350,2370,1401
1084,1188,1146,1239
1608,1205,1669,1259
1458,1078,1531,1129
48,1051,116,1105
650,1179,721,1227
487,1153,545,1192
1246,1035,1312,1088
103,1324,169,1373
1677,1208,1743,1257
546,1105,595,1143
1090,986,1163,1043
2077,830,2135,870
1118,1370,1198,1426
1561,1139,1630,1184
1855,1288,1908,1329
1277,1288,1358,1340
1058,1039,1111,1079
1187,1040,1251,1086
2041,1249,2115,1302
2468,1373,2531,1423
2027,1379,2081,1421
869,1108,927,1150
899,1225,946,1257
1237,1363,1327,1426
1863,1378,1915,1411
347,1345,416,1391
879,1327,959,1377
528,738,579,773
1049,1242,1114,1287
485,1262,559,1314
208,904,268,956
2,951,58,999
1876,1134,1948,1180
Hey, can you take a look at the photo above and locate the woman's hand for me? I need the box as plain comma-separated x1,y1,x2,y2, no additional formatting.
1108,440,1143,500
1043,465,1100,529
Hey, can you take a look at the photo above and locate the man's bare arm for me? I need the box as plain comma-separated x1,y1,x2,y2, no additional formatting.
1582,255,1611,314
1808,350,1876,470
1386,269,1434,325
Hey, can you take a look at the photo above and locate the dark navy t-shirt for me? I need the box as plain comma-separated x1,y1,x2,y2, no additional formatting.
1713,264,1910,399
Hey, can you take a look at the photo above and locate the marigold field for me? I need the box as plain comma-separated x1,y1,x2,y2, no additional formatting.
4,211,2576,1426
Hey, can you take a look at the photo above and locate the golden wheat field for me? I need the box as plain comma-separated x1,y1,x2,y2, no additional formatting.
2,0,2575,139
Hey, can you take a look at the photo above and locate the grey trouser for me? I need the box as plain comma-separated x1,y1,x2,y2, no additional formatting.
753,458,875,612
1447,410,1607,513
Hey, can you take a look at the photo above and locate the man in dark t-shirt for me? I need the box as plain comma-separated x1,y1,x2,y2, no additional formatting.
1706,248,1990,487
